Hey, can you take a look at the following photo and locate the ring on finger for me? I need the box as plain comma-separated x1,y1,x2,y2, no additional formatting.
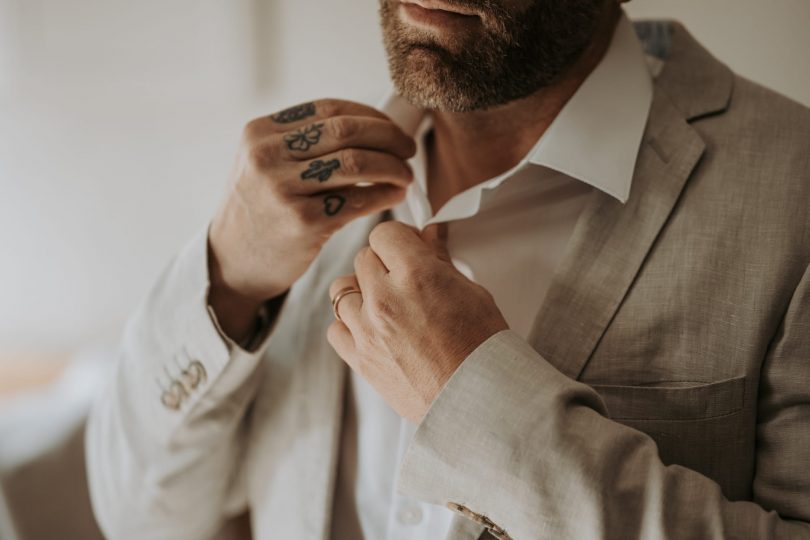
331,286,362,323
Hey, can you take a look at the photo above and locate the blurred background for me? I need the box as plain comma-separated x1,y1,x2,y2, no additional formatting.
0,0,808,538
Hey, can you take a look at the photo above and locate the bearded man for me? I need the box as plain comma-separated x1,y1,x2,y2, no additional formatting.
85,0,810,538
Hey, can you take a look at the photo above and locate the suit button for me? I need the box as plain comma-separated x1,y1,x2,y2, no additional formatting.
161,388,181,410
169,380,189,399
186,360,207,387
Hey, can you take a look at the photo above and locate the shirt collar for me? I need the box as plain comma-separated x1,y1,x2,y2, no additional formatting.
378,11,653,205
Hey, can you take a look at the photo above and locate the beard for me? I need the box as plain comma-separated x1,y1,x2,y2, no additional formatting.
379,0,607,112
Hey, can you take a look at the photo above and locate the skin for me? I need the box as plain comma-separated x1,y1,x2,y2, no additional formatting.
208,0,624,421
208,100,416,340
425,0,620,213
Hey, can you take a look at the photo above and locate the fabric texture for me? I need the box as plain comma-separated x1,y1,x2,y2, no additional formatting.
84,19,810,540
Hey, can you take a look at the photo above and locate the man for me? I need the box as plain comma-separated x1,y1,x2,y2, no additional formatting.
85,0,810,538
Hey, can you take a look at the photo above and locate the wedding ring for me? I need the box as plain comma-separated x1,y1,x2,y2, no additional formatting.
331,286,362,323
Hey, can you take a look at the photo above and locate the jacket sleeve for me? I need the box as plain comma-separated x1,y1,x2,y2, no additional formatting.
84,226,287,540
398,263,810,539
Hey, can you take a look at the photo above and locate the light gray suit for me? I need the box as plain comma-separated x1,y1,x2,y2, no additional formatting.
85,20,810,539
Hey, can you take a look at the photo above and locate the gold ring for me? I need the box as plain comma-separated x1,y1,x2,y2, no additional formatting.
331,286,362,323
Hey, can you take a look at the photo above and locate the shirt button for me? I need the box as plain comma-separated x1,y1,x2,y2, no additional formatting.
397,505,423,525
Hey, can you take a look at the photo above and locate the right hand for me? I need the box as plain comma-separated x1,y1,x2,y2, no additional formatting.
207,99,416,340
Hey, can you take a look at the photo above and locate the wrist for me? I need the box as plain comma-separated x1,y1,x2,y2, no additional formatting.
207,235,266,343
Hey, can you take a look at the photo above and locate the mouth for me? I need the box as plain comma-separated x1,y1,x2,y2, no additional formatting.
398,0,481,30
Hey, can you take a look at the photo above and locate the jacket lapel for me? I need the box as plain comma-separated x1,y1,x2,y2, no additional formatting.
301,211,394,540
525,89,705,379
525,21,733,380
304,22,735,539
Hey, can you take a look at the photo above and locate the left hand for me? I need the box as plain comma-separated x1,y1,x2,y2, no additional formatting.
327,220,509,423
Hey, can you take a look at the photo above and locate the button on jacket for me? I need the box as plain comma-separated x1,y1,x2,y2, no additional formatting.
85,18,810,540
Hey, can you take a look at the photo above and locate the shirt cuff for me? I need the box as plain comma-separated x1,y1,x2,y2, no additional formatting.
206,291,289,354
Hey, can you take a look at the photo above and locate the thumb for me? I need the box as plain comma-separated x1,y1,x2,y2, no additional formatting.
420,222,451,262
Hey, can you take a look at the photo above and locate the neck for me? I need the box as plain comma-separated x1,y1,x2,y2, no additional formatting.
426,5,621,215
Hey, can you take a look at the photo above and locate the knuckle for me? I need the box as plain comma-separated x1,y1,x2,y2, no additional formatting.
315,99,339,119
353,245,375,269
242,118,264,140
368,220,398,244
247,143,276,170
340,148,364,176
329,116,356,141
367,223,384,247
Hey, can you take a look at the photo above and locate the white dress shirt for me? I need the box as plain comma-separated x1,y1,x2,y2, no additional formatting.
330,12,653,540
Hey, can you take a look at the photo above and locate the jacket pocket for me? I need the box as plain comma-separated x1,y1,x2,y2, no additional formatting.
588,375,746,421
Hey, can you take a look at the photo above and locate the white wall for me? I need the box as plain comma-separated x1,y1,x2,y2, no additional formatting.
1,0,808,355
624,0,810,107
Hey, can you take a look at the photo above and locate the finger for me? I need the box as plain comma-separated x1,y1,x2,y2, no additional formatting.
419,222,451,263
328,273,361,303
326,320,358,368
367,220,428,271
255,99,394,133
307,184,407,227
328,274,363,331
275,116,416,161
354,245,389,297
284,149,413,196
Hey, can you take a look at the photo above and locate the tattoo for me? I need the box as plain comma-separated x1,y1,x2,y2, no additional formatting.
323,194,346,216
271,102,316,124
284,123,324,152
301,159,340,182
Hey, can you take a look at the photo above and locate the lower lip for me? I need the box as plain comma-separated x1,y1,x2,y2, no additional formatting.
399,2,478,29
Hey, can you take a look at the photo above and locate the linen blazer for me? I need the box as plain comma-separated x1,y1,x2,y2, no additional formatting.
85,20,810,540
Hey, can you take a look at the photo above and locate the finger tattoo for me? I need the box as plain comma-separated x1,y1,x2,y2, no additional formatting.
301,159,341,182
271,102,316,124
323,194,346,216
284,123,324,152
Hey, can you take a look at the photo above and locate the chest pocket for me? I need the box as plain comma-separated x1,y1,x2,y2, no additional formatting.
589,376,745,421
588,376,753,500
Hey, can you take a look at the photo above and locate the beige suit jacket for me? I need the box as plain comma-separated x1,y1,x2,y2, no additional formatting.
85,20,810,540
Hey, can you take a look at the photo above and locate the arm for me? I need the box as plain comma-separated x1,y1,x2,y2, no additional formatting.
398,263,810,539
85,98,415,539
84,227,286,540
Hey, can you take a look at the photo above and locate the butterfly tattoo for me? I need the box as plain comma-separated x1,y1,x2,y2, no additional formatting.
284,123,324,152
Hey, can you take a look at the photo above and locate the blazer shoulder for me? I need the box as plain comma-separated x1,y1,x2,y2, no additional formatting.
684,74,810,255
712,74,810,161
693,74,810,193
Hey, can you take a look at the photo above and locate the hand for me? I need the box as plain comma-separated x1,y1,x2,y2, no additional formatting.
207,100,416,340
326,221,509,423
